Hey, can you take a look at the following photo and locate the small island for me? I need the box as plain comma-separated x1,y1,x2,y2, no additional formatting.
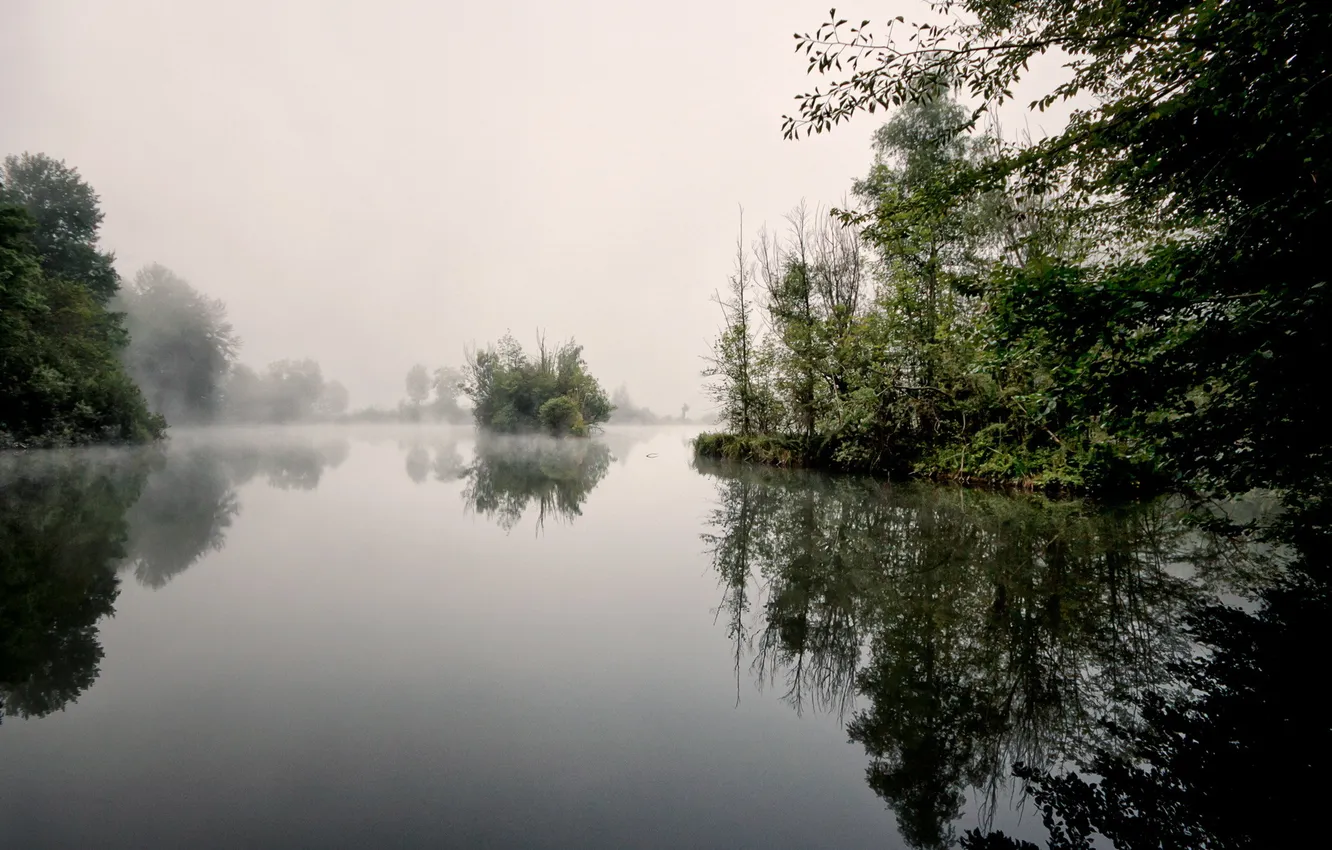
460,333,613,437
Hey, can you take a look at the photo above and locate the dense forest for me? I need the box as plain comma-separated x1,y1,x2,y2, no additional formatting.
699,0,1330,510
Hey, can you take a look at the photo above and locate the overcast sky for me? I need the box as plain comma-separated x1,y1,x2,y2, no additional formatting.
1,0,1074,413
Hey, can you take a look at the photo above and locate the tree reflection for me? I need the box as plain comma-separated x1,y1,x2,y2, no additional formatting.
122,448,238,588
1,436,354,720
964,509,1326,850
461,435,612,531
120,436,350,588
0,452,147,720
696,459,1274,849
394,436,464,484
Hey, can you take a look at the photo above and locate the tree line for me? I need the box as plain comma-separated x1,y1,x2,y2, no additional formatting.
700,0,1330,509
1,154,636,442
0,153,361,442
0,436,349,721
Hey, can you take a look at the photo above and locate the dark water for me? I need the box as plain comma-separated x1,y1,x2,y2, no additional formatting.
0,427,1321,848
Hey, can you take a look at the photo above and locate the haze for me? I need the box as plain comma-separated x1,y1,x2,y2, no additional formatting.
0,0,1071,413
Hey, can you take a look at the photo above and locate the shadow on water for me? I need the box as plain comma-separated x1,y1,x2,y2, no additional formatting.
0,435,349,721
693,457,1312,849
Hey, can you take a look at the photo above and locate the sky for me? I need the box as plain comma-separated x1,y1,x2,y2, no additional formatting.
0,0,1075,413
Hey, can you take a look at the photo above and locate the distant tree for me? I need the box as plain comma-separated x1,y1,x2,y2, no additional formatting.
0,153,119,302
462,333,613,436
313,380,349,419
681,403,690,422
405,364,430,408
264,359,325,423
121,447,238,589
608,384,667,425
429,366,466,422
117,264,238,423
221,358,332,424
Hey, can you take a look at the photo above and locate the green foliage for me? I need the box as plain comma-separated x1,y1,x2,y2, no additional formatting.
1,153,119,302
0,206,163,447
463,333,613,436
778,1,1332,503
702,92,1110,489
697,463,1289,847
117,264,238,423
460,435,612,530
0,451,147,720
693,431,812,468
537,395,586,437
696,460,1277,848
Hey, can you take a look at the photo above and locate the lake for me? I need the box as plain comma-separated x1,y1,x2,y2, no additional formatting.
0,426,1309,848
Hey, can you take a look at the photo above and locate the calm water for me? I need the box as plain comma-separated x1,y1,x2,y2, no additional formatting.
0,427,1314,848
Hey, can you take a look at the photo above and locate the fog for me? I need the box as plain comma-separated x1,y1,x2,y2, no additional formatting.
0,0,1075,415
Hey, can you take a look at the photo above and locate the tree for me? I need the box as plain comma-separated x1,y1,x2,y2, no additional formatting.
405,363,430,408
313,380,349,418
0,452,147,720
429,366,466,422
0,206,162,446
462,333,613,436
264,359,326,423
0,153,119,302
704,212,778,437
121,446,238,589
220,359,333,424
782,1,1332,502
608,384,668,424
117,264,238,423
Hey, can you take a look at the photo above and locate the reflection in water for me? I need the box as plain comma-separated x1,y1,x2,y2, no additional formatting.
394,435,465,484
969,513,1327,850
122,449,239,589
121,436,350,588
461,436,612,531
0,437,350,719
695,459,1285,849
0,452,146,721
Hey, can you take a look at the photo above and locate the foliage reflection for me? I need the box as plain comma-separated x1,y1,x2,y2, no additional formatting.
0,437,349,720
460,435,612,531
696,458,1283,848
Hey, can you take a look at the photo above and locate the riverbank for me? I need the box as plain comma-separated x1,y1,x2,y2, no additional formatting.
692,430,1167,497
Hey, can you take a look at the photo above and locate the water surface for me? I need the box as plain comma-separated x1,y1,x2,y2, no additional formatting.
0,427,1297,848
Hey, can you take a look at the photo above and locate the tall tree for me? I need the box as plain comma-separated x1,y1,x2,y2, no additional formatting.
0,206,161,446
782,0,1332,501
705,213,778,437
405,363,431,408
117,264,238,423
1,153,119,302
